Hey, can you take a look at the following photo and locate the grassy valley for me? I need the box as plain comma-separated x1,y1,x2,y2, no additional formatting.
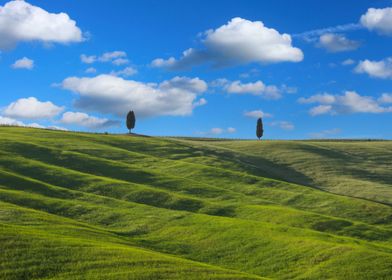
1,127,392,279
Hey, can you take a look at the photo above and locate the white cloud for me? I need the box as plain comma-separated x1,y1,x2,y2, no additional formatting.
298,93,336,104
85,67,97,74
293,23,363,42
60,111,118,129
0,0,83,50
192,98,207,108
309,105,333,116
11,57,34,69
225,80,281,99
47,125,68,131
110,66,137,77
0,115,56,130
81,54,96,64
2,97,64,119
317,33,360,52
210,128,224,135
309,128,341,139
342,58,355,66
212,79,282,99
99,51,126,62
152,17,303,69
360,7,392,35
378,93,392,103
299,91,392,115
112,58,129,66
81,51,129,65
203,127,235,135
60,75,207,118
270,121,294,130
355,57,392,79
244,110,273,118
0,116,24,126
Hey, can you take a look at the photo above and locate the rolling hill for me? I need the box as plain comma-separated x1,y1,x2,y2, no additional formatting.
0,126,392,279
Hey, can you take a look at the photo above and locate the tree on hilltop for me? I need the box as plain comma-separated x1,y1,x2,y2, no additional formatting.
126,110,136,133
256,118,263,140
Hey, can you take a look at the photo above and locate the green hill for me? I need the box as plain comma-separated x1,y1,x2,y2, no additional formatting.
1,126,392,279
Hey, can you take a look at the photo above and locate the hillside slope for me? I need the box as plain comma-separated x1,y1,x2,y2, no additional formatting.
1,127,392,279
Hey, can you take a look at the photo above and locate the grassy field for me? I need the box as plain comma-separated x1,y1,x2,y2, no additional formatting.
0,126,392,279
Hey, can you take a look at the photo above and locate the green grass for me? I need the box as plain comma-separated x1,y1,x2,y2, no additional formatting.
0,127,392,279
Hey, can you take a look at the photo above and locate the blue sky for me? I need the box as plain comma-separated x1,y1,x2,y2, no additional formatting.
1,0,391,139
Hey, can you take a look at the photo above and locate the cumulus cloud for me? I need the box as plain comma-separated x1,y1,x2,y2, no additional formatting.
342,58,355,66
11,57,34,69
212,79,282,99
299,91,392,115
2,97,64,119
60,111,119,129
378,93,392,103
317,33,360,52
270,121,294,130
0,0,83,50
355,57,392,79
60,75,207,118
227,127,236,133
152,17,303,69
110,66,137,77
244,110,273,118
0,115,66,130
360,7,392,35
81,51,129,65
85,67,97,74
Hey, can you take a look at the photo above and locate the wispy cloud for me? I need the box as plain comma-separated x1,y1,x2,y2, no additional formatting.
293,23,363,42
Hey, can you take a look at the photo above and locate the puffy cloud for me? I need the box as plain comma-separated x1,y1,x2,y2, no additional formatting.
244,110,273,118
99,51,126,62
11,57,34,69
81,54,96,64
309,105,333,116
192,98,207,108
112,58,129,66
309,128,341,139
298,93,336,104
210,128,224,135
299,91,392,116
2,97,64,119
342,58,355,66
0,115,63,130
60,111,119,129
0,116,24,126
355,57,392,79
212,79,282,99
270,121,294,130
317,33,360,52
60,75,207,118
199,127,236,135
81,51,129,65
378,93,392,103
85,67,97,74
0,0,83,50
225,80,280,99
360,7,392,35
110,66,137,77
152,17,303,69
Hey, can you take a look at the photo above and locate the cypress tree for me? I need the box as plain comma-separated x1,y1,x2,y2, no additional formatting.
256,117,263,140
126,111,136,133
